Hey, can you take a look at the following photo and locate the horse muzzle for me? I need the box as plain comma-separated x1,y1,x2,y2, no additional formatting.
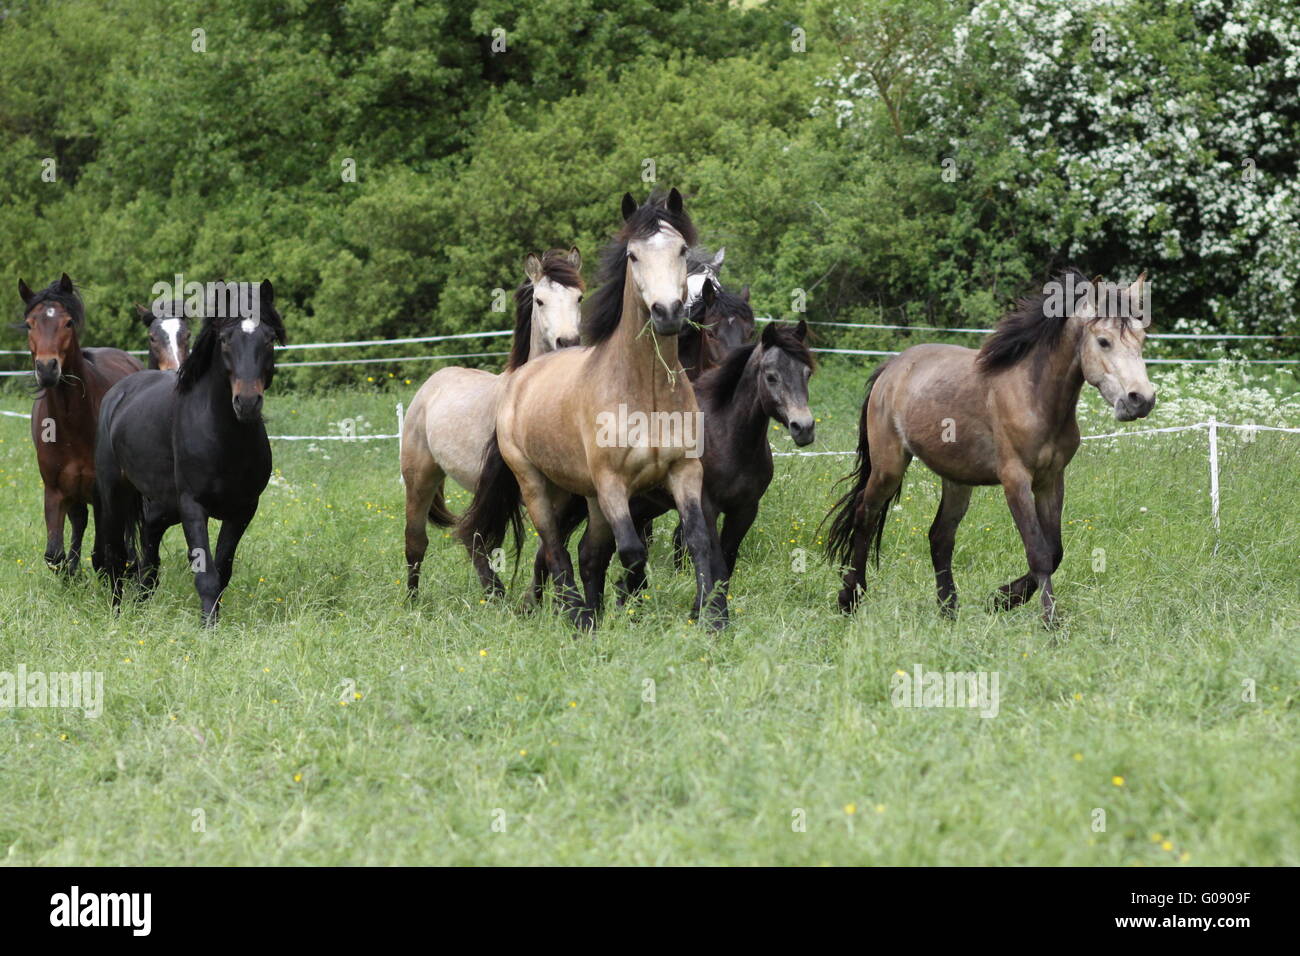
650,300,685,336
231,383,264,422
788,416,816,447
1114,390,1156,421
33,358,60,388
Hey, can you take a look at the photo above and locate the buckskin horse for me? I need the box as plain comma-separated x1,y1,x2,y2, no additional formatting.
94,280,286,625
17,274,142,574
825,270,1155,626
459,189,729,631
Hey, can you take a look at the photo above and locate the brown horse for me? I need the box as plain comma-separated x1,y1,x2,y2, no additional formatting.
17,274,142,573
136,301,191,371
825,270,1155,626
459,189,728,631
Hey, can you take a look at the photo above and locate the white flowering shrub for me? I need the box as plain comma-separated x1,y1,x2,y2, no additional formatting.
821,0,1300,334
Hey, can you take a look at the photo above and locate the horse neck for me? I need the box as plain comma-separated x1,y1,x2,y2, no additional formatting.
599,269,686,398
1036,318,1087,428
715,346,770,448
184,357,241,431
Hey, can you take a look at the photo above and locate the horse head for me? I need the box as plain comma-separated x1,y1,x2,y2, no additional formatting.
18,273,83,388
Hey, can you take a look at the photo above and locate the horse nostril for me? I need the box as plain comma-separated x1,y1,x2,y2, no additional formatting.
1127,391,1142,403
556,336,579,349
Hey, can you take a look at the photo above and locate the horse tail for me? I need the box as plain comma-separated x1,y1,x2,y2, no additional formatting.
824,361,898,569
457,432,523,558
427,488,456,528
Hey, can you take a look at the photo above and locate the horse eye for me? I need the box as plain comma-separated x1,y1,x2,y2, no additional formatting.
680,245,687,257
627,253,637,263
1098,338,1111,349
535,299,544,307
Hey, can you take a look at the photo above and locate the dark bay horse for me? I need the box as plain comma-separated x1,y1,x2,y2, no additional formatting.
678,246,754,380
459,189,728,631
402,248,584,598
136,301,191,371
611,320,815,608
94,280,285,625
17,274,142,574
825,271,1155,626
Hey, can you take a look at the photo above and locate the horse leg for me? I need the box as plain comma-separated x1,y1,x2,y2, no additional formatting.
664,459,729,630
516,469,588,629
837,437,909,613
990,473,1063,612
42,485,68,573
178,495,220,627
718,499,757,582
999,467,1058,628
523,494,583,613
138,514,167,600
577,498,617,623
402,452,441,599
614,500,663,608
590,474,649,616
670,519,685,571
929,480,972,618
65,499,89,576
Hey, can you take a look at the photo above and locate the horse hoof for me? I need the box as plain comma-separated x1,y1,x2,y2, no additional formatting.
837,587,860,614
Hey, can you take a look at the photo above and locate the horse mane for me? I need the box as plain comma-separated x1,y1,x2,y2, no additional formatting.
18,279,85,328
695,322,814,407
506,249,585,371
581,191,698,346
177,300,284,393
976,268,1089,372
690,284,752,327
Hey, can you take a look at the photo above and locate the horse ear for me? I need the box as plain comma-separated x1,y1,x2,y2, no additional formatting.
524,253,544,284
258,279,275,309
761,321,778,348
711,247,725,271
739,284,750,303
58,273,74,294
701,277,717,308
621,193,637,221
666,188,683,215
1126,270,1149,326
795,319,808,341
18,279,33,304
565,246,581,270
135,303,153,326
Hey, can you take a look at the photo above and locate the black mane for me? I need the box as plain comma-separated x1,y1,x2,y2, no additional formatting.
506,250,585,371
177,300,284,393
582,191,698,346
690,284,752,326
976,268,1090,372
18,279,84,328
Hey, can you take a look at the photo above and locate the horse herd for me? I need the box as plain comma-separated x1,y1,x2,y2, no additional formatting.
14,189,1156,630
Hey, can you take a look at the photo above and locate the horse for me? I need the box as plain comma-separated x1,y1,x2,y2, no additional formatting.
824,270,1155,627
459,188,729,631
136,301,190,371
608,320,816,609
94,280,285,625
401,248,584,598
678,246,755,380
16,274,142,574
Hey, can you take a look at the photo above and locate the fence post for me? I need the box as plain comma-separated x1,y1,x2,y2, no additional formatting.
396,401,405,485
1207,417,1220,548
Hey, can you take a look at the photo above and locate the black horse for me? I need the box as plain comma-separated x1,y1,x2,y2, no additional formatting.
94,280,286,625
